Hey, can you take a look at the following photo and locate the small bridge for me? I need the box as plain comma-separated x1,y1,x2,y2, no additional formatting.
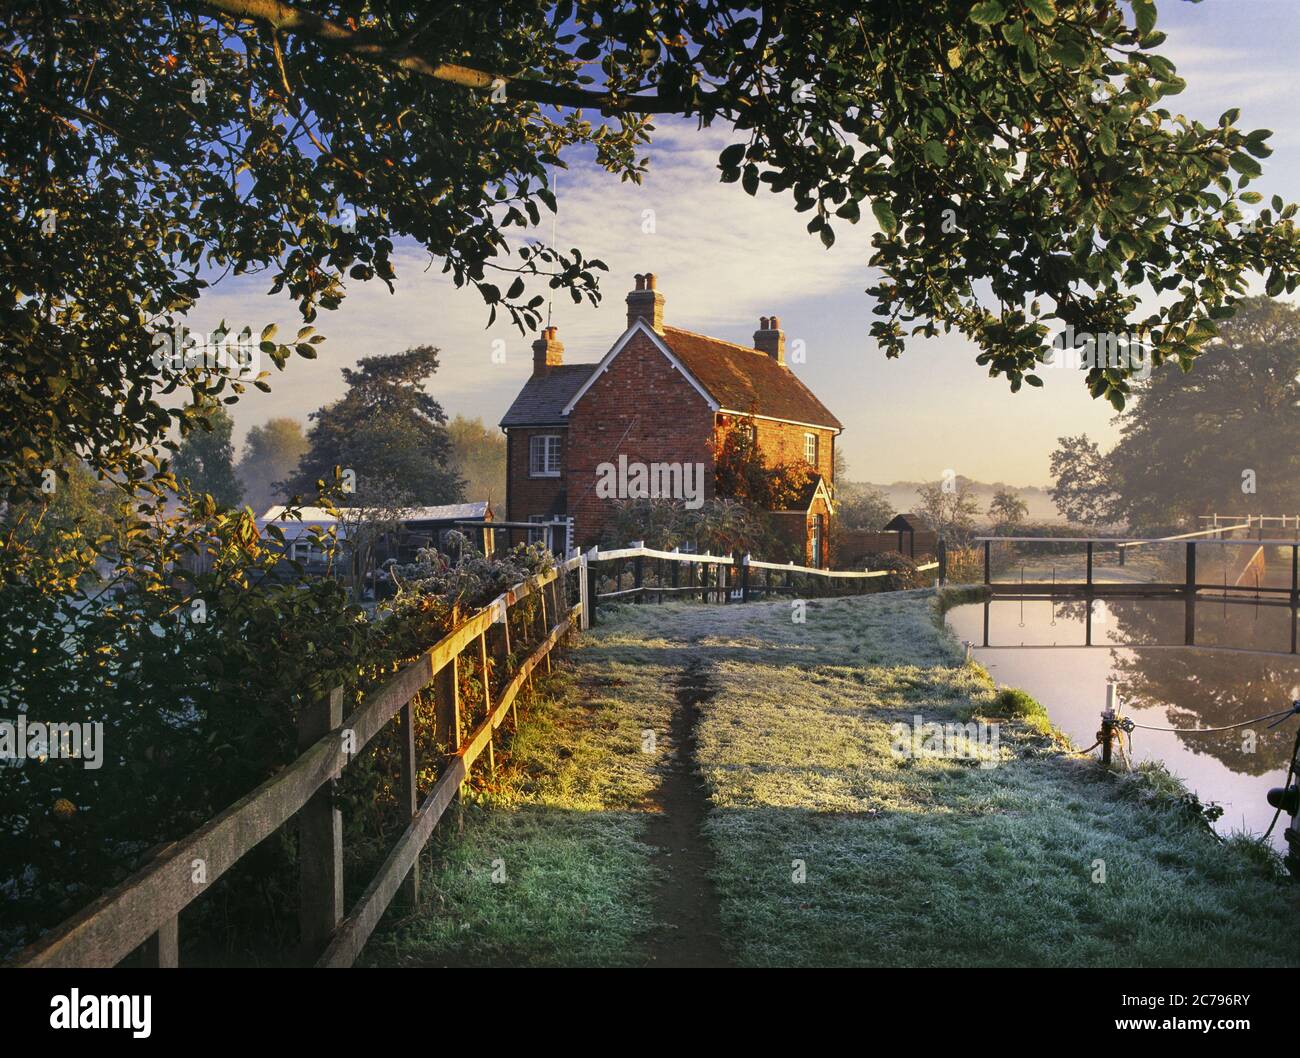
976,521,1300,653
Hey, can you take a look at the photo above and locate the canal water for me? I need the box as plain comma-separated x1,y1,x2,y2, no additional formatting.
945,596,1300,848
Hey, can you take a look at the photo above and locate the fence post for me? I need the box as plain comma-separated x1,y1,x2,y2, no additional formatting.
1086,541,1094,589
1184,541,1197,646
298,685,344,959
491,598,516,727
140,914,179,968
983,540,991,585
435,654,461,768
538,575,553,674
479,632,496,777
585,547,599,626
937,538,947,587
741,553,751,603
671,549,679,594
397,696,419,907
579,553,590,630
634,553,644,604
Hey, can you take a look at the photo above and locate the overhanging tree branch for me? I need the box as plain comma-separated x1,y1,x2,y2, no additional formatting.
195,0,706,114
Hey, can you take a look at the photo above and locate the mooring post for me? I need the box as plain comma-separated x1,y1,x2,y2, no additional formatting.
1185,541,1197,646
983,540,991,585
1100,684,1118,767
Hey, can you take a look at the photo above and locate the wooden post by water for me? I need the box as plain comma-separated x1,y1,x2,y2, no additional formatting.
1086,541,1094,589
983,540,991,585
298,685,344,959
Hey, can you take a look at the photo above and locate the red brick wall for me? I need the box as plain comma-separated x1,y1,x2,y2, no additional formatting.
505,426,567,524
718,414,835,488
566,331,716,546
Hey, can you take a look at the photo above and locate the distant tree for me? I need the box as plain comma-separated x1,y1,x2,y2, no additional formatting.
837,483,896,531
0,455,125,562
1048,434,1120,527
989,487,1029,529
172,407,242,509
1110,296,1300,528
286,347,463,506
446,415,506,506
915,477,980,545
237,418,308,517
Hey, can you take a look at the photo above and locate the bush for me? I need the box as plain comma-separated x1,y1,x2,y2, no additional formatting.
862,551,926,592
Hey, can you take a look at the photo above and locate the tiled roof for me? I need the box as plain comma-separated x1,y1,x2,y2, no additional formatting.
660,327,843,430
500,324,842,431
884,513,927,532
499,364,596,427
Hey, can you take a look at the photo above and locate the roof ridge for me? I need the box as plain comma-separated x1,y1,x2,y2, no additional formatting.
662,325,766,356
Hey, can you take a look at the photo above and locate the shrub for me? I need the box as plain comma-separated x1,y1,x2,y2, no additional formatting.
862,551,925,592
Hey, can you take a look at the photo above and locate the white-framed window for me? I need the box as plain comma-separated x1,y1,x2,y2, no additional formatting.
529,434,562,477
804,432,819,466
527,514,548,545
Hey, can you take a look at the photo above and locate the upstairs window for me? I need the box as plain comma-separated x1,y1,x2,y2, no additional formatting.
529,434,562,477
804,432,819,466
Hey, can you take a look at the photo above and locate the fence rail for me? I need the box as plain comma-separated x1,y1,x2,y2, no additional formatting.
581,543,940,610
10,554,587,969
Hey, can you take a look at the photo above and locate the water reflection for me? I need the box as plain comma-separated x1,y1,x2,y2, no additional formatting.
946,596,1300,847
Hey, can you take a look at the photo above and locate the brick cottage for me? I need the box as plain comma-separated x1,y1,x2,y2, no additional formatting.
499,274,843,566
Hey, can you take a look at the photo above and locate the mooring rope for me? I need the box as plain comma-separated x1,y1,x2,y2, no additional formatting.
1126,702,1300,735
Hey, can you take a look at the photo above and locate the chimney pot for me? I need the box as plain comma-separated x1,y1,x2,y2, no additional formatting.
754,314,786,366
532,325,564,375
626,273,666,333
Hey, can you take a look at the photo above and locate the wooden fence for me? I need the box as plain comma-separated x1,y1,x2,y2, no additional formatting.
10,554,588,969
583,543,941,611
835,527,939,565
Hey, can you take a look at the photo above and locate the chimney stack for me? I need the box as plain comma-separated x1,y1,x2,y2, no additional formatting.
626,273,665,334
754,315,786,365
532,325,564,375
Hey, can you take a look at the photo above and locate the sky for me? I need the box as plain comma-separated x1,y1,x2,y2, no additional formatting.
187,0,1300,489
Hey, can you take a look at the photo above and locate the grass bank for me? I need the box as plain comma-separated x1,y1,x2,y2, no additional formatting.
360,626,679,967
366,592,1300,967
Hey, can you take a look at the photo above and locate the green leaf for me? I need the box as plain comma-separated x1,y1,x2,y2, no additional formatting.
923,139,948,166
1025,0,1056,24
969,0,1007,27
1017,38,1039,81
1097,124,1117,157
1132,0,1157,36
1229,152,1262,178
871,199,898,234
719,144,746,169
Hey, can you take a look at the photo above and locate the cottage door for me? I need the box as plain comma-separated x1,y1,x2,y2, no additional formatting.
811,515,824,568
